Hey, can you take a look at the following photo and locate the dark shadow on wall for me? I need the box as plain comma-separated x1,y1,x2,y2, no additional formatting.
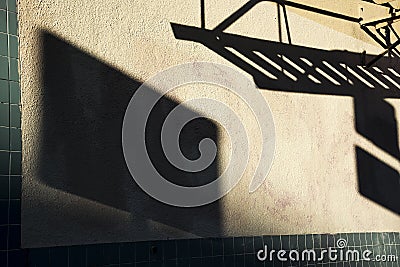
356,147,400,214
355,96,400,213
24,31,224,246
171,23,400,214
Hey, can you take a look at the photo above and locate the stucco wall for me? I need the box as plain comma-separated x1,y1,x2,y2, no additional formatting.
19,0,400,247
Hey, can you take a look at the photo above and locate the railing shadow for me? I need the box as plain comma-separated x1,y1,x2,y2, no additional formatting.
171,23,400,214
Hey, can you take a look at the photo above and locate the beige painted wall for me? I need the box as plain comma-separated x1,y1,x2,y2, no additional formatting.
19,0,400,247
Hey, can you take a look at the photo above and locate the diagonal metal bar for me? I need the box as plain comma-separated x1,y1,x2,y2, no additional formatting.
361,25,389,49
281,3,292,44
366,37,400,67
213,0,259,32
213,0,362,32
362,13,400,27
201,0,205,28
282,0,362,22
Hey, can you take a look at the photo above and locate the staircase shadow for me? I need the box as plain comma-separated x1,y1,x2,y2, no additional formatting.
171,23,400,214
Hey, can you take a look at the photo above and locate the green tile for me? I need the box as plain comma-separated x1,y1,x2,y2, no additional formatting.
7,11,17,35
49,247,68,267
0,176,8,199
0,80,8,103
9,81,19,104
120,243,135,264
7,0,16,13
9,175,20,199
9,57,18,81
103,244,119,265
8,35,17,58
10,128,20,151
0,151,9,174
10,151,20,174
0,0,6,9
0,33,7,56
68,246,86,267
0,127,8,150
0,10,6,33
9,199,20,224
0,103,9,127
87,245,104,266
0,200,7,224
0,56,8,80
8,225,20,249
30,249,50,267
394,233,400,244
10,104,19,128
